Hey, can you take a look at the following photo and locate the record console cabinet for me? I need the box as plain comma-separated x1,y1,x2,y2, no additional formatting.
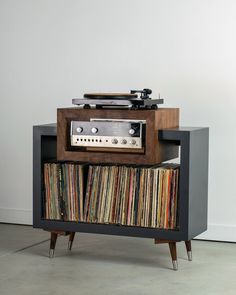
33,123,209,270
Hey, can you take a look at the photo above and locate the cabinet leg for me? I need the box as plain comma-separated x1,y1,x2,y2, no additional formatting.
49,232,58,258
185,240,192,261
68,232,76,251
168,242,178,271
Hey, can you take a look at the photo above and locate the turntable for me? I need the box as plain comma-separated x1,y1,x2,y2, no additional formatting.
72,88,164,109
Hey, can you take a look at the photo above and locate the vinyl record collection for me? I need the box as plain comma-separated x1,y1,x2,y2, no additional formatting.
44,163,84,221
84,165,179,229
43,163,179,229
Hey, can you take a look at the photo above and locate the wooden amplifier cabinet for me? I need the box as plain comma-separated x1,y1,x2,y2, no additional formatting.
57,108,179,165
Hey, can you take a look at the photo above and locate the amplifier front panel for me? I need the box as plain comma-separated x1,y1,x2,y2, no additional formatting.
70,120,145,149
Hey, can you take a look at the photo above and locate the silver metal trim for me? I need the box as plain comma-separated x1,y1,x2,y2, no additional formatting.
172,260,178,271
71,135,142,149
49,249,55,258
90,118,146,124
187,251,192,261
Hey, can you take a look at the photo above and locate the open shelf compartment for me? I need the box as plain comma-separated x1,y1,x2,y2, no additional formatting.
33,124,208,242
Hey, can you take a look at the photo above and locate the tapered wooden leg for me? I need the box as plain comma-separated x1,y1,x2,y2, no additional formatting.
155,239,179,271
185,240,192,261
68,232,76,250
168,242,178,270
49,232,58,258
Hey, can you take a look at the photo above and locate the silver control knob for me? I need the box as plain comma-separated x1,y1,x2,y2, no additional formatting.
121,139,127,144
112,138,118,144
131,139,136,145
129,128,135,135
76,127,83,133
91,127,98,134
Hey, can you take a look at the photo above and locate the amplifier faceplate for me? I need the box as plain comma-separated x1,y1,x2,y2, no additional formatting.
70,119,145,149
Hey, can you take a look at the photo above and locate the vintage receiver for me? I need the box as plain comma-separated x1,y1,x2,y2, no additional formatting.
70,119,146,149
57,108,179,165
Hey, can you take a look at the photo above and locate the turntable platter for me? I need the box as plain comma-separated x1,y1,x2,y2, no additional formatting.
84,93,138,100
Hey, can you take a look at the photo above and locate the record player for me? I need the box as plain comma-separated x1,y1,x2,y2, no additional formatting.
57,89,179,165
72,88,164,109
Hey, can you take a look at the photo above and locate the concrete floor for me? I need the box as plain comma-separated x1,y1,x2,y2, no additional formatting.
0,224,235,295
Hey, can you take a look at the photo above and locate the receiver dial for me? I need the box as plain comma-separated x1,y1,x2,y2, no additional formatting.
91,127,98,134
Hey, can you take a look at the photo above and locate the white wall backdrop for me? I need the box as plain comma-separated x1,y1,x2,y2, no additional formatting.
0,0,236,241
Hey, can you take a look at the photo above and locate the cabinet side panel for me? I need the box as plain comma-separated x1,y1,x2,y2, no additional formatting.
188,128,209,238
57,109,66,161
155,108,180,162
154,108,179,130
33,127,41,227
33,126,57,229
